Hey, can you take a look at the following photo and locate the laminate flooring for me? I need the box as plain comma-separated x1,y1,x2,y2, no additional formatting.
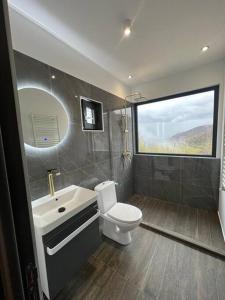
55,226,225,300
129,194,225,255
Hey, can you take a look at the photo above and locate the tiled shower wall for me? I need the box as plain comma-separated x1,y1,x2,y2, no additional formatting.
134,155,220,210
14,51,133,202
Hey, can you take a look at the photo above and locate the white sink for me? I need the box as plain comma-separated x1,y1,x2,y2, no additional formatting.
32,185,97,234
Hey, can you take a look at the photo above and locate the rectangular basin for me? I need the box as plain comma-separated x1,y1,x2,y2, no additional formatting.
32,185,98,234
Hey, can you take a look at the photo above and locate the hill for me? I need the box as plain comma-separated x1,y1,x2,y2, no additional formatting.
169,125,212,153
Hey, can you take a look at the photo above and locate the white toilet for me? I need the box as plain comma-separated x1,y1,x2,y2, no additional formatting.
94,181,142,245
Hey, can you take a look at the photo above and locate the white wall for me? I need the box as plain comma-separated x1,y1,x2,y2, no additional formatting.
9,8,131,99
219,62,225,240
133,59,225,158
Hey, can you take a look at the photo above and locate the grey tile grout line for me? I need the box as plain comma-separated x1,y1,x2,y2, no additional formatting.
140,222,225,260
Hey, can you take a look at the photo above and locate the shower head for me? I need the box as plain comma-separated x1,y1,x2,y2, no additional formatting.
125,92,146,103
134,96,146,102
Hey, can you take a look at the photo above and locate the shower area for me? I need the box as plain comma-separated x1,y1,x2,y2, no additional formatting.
126,89,225,256
129,156,224,253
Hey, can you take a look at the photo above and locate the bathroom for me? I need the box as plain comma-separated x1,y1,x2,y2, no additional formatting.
1,0,225,299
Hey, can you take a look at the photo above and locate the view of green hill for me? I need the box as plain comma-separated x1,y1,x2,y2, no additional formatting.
139,125,213,155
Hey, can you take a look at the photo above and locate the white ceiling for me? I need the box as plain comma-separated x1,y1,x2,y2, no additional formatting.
8,0,225,86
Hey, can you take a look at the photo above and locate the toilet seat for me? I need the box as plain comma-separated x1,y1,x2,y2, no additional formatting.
107,203,142,224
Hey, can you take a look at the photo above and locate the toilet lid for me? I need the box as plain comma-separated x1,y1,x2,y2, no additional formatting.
107,203,142,224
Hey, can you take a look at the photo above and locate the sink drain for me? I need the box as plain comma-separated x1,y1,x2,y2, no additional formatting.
58,207,66,213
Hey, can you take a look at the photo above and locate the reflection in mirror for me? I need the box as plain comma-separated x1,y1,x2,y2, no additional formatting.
18,88,69,148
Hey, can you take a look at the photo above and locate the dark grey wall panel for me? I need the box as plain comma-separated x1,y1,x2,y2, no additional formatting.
14,51,133,202
134,155,220,209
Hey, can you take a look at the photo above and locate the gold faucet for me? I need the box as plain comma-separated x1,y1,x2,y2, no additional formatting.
47,169,61,197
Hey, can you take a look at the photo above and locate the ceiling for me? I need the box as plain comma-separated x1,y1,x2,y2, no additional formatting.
8,0,225,86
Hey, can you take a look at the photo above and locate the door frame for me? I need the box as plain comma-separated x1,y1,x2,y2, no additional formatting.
0,0,40,299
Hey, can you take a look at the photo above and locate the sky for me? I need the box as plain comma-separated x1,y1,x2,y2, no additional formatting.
137,91,214,144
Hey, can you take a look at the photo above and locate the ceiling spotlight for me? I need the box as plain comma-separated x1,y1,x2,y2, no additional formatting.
124,19,132,37
128,75,132,79
51,75,56,79
124,27,131,37
201,46,209,52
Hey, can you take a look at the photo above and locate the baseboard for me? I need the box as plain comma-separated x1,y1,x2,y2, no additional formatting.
218,211,225,242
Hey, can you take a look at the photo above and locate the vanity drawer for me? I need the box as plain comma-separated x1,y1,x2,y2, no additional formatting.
42,202,101,299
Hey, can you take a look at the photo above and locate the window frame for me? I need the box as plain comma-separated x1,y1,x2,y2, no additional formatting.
134,85,219,157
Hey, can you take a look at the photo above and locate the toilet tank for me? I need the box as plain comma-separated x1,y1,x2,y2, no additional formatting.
94,181,117,213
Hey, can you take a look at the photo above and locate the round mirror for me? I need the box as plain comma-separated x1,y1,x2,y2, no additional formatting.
18,88,69,149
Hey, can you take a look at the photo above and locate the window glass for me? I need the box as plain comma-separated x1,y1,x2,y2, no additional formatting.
85,107,95,124
136,88,218,156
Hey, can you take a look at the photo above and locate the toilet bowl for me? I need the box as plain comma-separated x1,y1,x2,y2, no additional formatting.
94,181,142,245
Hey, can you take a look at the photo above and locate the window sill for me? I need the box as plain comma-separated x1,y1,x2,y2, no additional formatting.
134,153,219,159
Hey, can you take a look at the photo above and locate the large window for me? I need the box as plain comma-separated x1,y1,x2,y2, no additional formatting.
135,86,219,156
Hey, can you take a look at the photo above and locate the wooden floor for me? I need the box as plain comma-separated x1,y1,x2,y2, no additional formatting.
129,194,225,254
55,226,225,300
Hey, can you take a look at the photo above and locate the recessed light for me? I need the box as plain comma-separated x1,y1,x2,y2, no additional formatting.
124,19,132,37
201,46,209,52
124,27,131,37
128,75,132,79
51,75,56,79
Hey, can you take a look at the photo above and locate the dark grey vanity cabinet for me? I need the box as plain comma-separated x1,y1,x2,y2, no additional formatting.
42,202,101,299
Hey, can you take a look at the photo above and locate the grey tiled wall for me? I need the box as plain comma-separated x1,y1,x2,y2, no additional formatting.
134,155,220,210
14,51,133,202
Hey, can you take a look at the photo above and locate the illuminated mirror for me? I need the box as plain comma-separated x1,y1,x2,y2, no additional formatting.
18,88,69,148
